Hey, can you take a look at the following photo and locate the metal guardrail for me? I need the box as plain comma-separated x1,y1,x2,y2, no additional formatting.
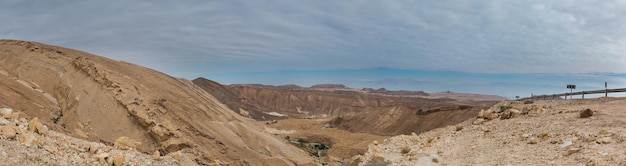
519,88,626,100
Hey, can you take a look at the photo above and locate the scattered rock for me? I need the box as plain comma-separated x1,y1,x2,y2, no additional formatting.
472,118,485,125
566,147,580,156
89,144,99,154
114,137,141,150
481,126,491,132
530,105,544,114
500,110,512,119
28,118,47,135
448,125,463,131
113,156,125,166
19,133,40,147
153,150,161,157
372,140,379,145
561,140,573,148
477,109,486,118
43,145,57,154
540,132,549,138
0,108,12,118
509,109,521,118
95,152,110,164
528,137,539,144
73,128,88,138
486,112,499,120
580,109,593,118
161,138,190,152
599,137,613,144
583,135,596,142
172,153,182,161
599,129,609,135
1,126,16,139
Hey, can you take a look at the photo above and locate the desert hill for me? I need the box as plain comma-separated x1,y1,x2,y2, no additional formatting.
357,98,626,165
0,39,314,165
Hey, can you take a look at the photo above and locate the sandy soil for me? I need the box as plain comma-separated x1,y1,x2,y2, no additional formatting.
358,97,626,165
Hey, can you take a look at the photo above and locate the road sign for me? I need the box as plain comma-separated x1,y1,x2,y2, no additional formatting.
567,85,576,89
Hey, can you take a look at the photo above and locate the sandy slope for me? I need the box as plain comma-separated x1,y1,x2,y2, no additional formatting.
358,98,626,165
0,39,314,165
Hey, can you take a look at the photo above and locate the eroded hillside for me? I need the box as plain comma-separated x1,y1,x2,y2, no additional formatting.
0,39,314,165
193,78,498,136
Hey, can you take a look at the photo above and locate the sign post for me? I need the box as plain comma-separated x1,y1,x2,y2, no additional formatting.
605,82,608,97
566,84,576,99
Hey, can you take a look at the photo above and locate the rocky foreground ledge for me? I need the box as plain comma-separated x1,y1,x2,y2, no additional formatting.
0,107,195,166
356,98,626,165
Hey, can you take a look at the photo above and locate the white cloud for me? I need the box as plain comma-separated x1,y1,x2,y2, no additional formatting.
2,0,626,76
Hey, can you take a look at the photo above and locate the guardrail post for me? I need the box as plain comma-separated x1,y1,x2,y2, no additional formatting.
582,91,585,99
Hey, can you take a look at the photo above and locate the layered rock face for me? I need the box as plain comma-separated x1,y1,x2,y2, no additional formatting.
0,40,313,165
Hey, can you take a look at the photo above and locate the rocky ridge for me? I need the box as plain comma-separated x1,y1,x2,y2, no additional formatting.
0,107,192,165
0,39,314,165
356,98,626,165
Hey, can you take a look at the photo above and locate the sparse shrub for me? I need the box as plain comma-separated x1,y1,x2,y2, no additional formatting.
580,108,593,118
317,150,327,157
400,146,411,154
432,158,439,163
51,110,63,124
524,100,534,104
499,106,513,113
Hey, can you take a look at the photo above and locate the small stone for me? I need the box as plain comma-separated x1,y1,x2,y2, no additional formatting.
89,145,99,154
583,135,596,142
528,137,539,144
448,125,463,131
500,110,512,119
600,137,613,144
153,150,161,157
1,126,16,139
561,140,573,148
43,146,57,154
509,109,521,117
599,129,609,135
19,133,40,147
95,152,110,164
485,112,499,120
566,147,580,156
0,108,12,118
372,140,379,145
540,132,549,138
113,156,125,166
472,118,485,125
477,109,486,118
172,153,182,161
114,136,141,150
580,109,593,118
28,118,47,135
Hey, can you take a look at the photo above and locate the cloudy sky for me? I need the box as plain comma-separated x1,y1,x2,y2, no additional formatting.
2,0,626,99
